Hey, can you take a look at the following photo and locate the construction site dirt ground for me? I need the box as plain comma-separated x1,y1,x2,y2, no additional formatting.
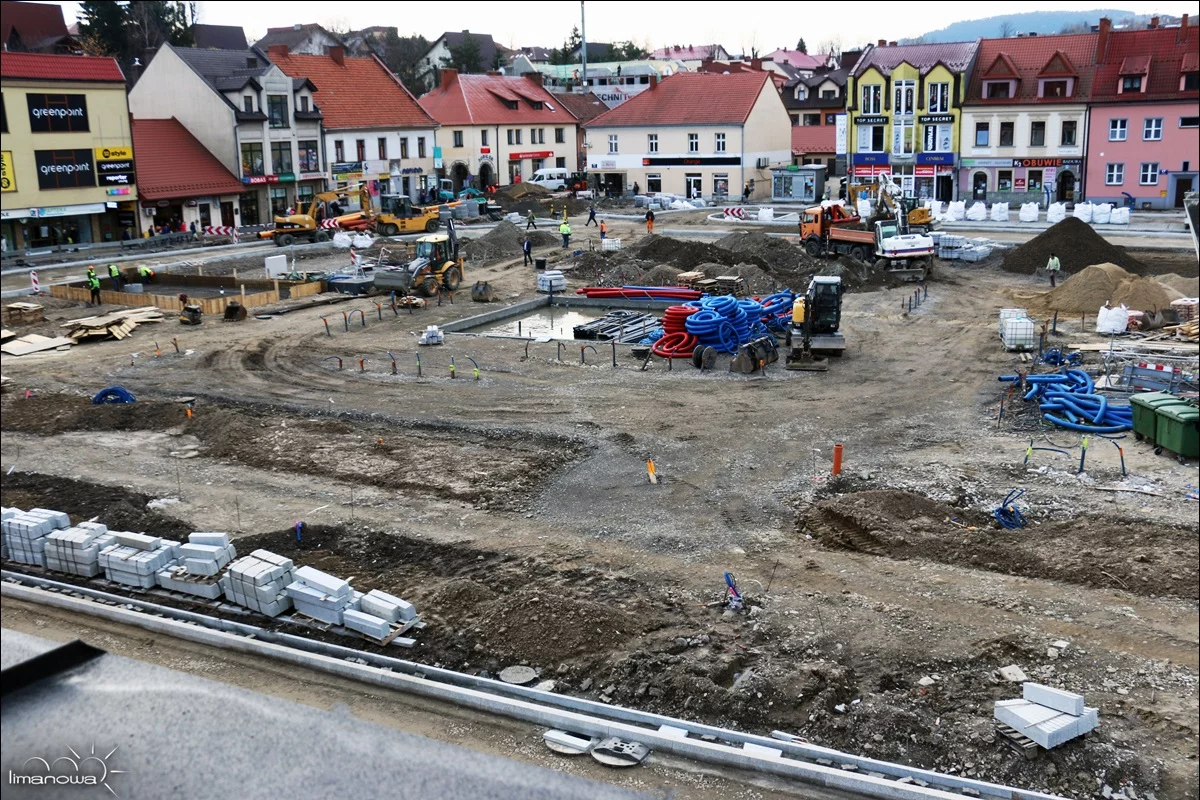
1,213,1197,800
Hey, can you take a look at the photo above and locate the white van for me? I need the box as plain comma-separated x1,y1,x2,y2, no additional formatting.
529,168,569,191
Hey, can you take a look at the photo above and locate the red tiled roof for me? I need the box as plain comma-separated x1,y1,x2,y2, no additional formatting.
418,72,577,126
982,52,1020,79
0,51,123,82
1,1,68,50
1183,51,1199,73
852,42,978,77
553,91,608,124
587,72,770,127
767,50,829,71
131,118,245,201
268,50,434,130
967,33,1099,104
1118,54,1150,75
1091,26,1200,103
791,125,835,155
1038,51,1078,77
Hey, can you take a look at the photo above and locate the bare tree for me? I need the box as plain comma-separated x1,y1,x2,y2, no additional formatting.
817,35,842,59
998,21,1015,38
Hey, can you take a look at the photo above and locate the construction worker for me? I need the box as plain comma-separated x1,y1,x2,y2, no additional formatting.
742,182,751,203
645,208,655,234
138,265,155,284
86,271,101,306
523,236,533,267
599,220,607,240
585,203,597,226
107,263,123,290
1046,252,1061,287
559,220,571,249
526,209,537,230
86,264,97,282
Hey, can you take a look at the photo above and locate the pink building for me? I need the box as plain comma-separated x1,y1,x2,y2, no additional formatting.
1085,16,1199,209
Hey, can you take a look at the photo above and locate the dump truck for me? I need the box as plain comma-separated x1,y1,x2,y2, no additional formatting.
799,206,932,281
259,184,371,246
374,195,440,235
372,233,464,297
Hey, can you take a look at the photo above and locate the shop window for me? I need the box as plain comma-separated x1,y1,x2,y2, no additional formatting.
199,203,212,227
267,95,288,128
997,170,1013,192
270,142,292,174
532,158,544,172
858,125,885,152
1028,169,1043,191
270,187,288,217
297,184,314,209
1029,121,1045,147
241,142,264,176
1105,163,1124,185
1109,119,1127,141
999,122,1014,147
975,122,989,147
239,192,260,225
646,173,662,194
647,134,658,153
1139,162,1159,185
1061,120,1077,146
1143,118,1162,140
713,174,730,197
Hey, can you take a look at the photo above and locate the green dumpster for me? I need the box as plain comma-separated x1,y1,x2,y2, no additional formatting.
1155,403,1199,460
1130,392,1181,442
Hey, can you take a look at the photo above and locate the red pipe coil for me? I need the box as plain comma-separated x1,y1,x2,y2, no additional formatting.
651,331,699,359
662,305,698,334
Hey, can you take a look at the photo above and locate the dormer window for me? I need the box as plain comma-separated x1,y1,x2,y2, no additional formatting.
246,57,257,69
299,95,310,112
243,96,254,113
1042,80,1069,98
985,81,1011,99
502,99,518,110
1121,75,1143,92
529,100,543,110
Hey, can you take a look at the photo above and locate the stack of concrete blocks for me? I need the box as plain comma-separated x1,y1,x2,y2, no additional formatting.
44,523,115,577
220,549,294,616
156,532,237,599
343,589,418,641
2,507,71,566
285,566,357,625
98,532,180,589
994,683,1099,749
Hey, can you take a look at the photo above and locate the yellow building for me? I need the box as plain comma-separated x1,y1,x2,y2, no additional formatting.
845,42,979,201
1,52,137,251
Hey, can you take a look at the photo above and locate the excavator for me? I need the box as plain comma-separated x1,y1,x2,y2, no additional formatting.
259,184,373,247
785,275,844,371
871,173,936,233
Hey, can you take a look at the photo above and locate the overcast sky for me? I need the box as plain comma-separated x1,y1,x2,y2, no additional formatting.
54,0,1197,53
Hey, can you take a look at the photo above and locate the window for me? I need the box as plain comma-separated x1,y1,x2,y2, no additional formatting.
555,127,565,143
452,130,464,148
985,82,1011,99
646,173,662,194
1186,74,1200,91
506,129,514,145
240,142,264,176
1028,169,1043,191
1030,120,1046,146
860,84,881,114
999,121,1014,147
1105,163,1124,185
270,186,288,217
355,139,365,161
997,170,1013,192
858,125,885,152
892,119,914,156
480,130,489,146
532,158,544,172
802,113,820,126
243,96,254,113
399,138,408,158
297,140,319,172
1109,118,1127,141
270,142,292,174
417,137,426,158
377,137,387,160
267,95,288,128
514,129,522,145
922,123,952,152
825,113,837,125
299,95,310,112
555,157,566,169
608,134,618,154
530,127,537,143
297,184,314,208
1043,80,1068,98
1143,117,1162,140
239,192,259,225
928,82,950,113
974,122,989,147
1121,75,1142,92
1061,120,1077,146
821,89,837,100
1139,162,1159,185
647,133,658,153
1180,116,1200,128
334,140,344,162
893,79,915,115
688,133,699,153
536,128,546,144
715,132,726,152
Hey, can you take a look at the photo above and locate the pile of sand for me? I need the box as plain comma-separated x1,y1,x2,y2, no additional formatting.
1156,273,1200,298
462,220,557,261
1044,262,1183,312
1002,217,1147,275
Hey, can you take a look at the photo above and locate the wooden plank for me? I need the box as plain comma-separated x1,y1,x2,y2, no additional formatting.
1068,342,1200,352
0,335,75,356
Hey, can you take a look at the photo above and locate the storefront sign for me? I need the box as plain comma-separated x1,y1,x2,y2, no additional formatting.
480,147,491,154
242,175,280,185
299,171,326,181
1012,157,1082,168
914,166,936,177
852,153,889,165
433,146,443,169
960,158,1012,168
641,156,741,167
1014,177,1027,190
0,150,15,193
600,160,617,169
97,157,135,187
106,186,132,196
916,152,955,165
276,173,297,183
851,165,890,177
918,114,954,124
475,156,492,165
22,202,108,219
95,146,133,161
854,115,888,125
26,94,89,133
34,149,95,190
510,151,554,160
331,161,362,175
835,114,847,156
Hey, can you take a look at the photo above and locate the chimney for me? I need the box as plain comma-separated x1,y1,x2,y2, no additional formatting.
1096,17,1112,62
525,72,544,87
267,44,289,58
487,70,502,76
328,45,344,66
878,39,886,46
888,41,898,47
650,74,658,88
440,68,459,90
1149,16,1159,28
751,58,763,71
1179,14,1190,44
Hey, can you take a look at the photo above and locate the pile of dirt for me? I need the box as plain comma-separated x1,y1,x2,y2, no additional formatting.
494,182,550,201
462,221,557,261
717,231,821,284
639,264,683,285
1044,263,1183,312
1002,217,1148,275
630,235,740,270
1,472,194,538
1156,272,1200,297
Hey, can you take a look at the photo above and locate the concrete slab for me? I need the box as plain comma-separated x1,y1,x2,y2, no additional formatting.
188,532,231,548
343,608,390,639
293,566,350,598
743,742,784,759
1024,683,1086,716
113,531,162,551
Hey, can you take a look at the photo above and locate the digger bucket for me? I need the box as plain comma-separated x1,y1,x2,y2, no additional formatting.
471,280,499,302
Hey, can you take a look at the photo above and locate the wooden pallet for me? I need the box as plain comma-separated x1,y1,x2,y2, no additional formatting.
5,302,44,325
995,722,1039,759
361,616,424,647
62,307,165,342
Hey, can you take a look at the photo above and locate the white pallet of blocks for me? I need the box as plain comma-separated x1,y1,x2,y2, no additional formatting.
285,565,357,625
220,549,294,616
345,588,420,641
994,682,1098,749
98,532,180,589
3,507,71,566
44,523,114,577
156,532,237,600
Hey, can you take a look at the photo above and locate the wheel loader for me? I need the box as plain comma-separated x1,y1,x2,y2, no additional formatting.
374,194,440,236
372,234,464,297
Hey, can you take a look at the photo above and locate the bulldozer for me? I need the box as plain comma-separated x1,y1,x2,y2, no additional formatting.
372,233,464,297
259,184,372,247
374,194,440,236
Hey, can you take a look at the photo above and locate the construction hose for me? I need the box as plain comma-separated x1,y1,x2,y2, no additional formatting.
994,489,1028,530
92,386,136,404
1011,368,1132,433
651,331,699,359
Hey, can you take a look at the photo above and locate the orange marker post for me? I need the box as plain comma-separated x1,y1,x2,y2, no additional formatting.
832,443,844,477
